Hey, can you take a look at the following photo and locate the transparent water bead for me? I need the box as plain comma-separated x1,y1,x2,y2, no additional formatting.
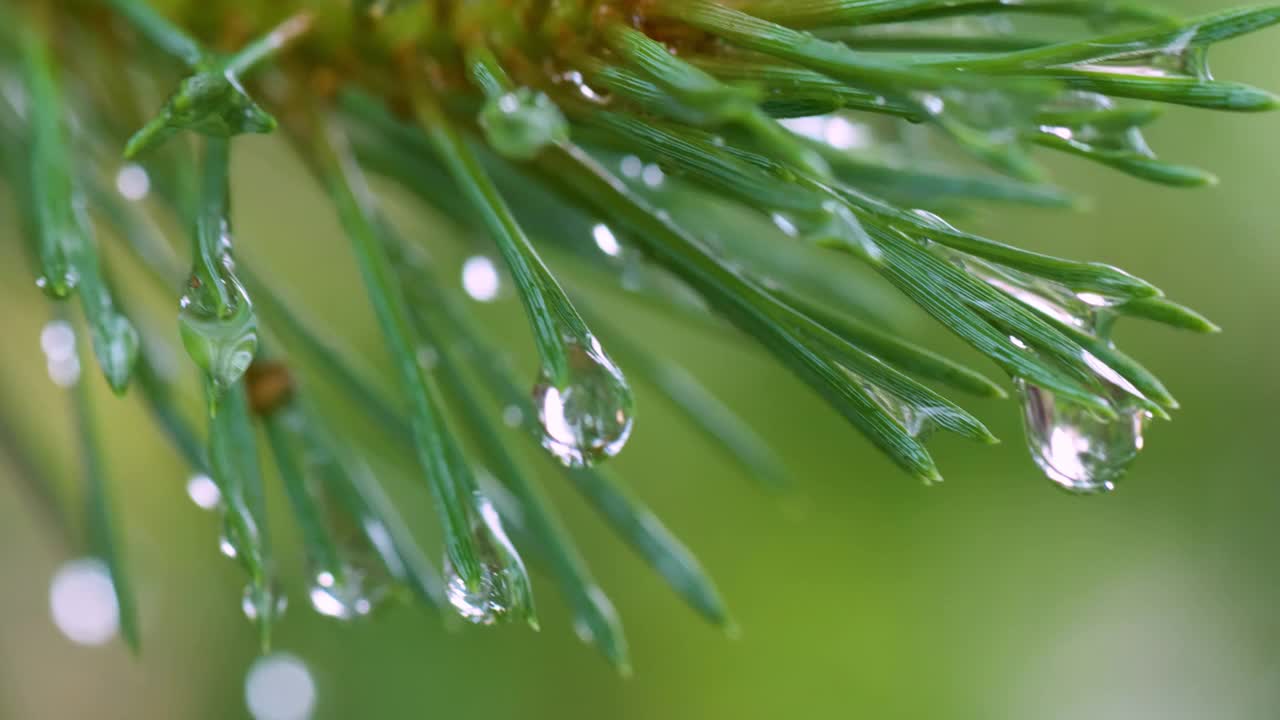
533,335,635,468
40,319,81,387
442,496,532,625
245,653,316,720
1017,380,1151,494
478,87,568,160
307,564,391,621
179,270,259,395
461,255,501,302
90,313,141,392
242,583,288,623
187,473,222,510
49,558,119,646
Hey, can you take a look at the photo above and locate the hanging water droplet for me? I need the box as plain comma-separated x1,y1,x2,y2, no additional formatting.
179,270,259,396
478,87,569,160
36,269,80,299
573,616,595,644
241,582,288,623
620,155,644,179
442,495,532,625
1017,380,1150,494
307,563,391,621
532,335,635,468
641,163,665,188
89,313,141,393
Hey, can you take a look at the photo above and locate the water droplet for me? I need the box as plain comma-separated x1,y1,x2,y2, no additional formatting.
415,345,439,370
641,163,665,188
478,88,569,160
573,616,594,644
89,313,141,392
307,564,390,621
533,335,635,467
801,200,881,263
40,320,81,387
187,473,222,510
179,271,258,395
461,256,501,302
241,582,288,623
219,534,239,559
115,163,151,201
36,270,80,299
1017,380,1150,494
620,155,643,178
591,224,622,257
49,558,119,646
501,404,524,428
443,495,532,625
245,652,316,720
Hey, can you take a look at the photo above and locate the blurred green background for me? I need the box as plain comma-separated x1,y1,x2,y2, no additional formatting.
2,3,1279,718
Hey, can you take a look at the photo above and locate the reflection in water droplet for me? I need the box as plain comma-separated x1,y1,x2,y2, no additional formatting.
115,163,151,201
187,473,222,510
1017,380,1150,494
591,224,622,257
49,558,119,646
533,335,634,468
443,496,530,625
461,256,501,302
245,653,317,720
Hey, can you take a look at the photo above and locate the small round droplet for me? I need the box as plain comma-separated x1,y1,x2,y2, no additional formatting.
533,335,635,468
245,652,316,720
1017,381,1150,494
115,163,151,201
187,473,221,510
501,404,524,428
49,558,119,646
241,583,288,623
478,88,568,160
307,566,389,621
461,256,501,302
591,224,622,257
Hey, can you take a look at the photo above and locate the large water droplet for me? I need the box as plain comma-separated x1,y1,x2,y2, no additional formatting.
49,558,119,646
1017,380,1150,494
533,335,634,467
179,272,258,395
442,495,532,625
478,88,568,160
245,652,316,720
